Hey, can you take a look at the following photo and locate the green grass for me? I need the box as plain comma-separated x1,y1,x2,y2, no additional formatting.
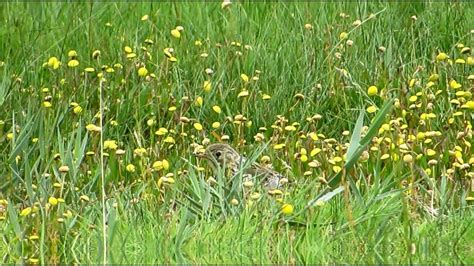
0,2,473,264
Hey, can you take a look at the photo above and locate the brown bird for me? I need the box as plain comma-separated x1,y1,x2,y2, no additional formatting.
195,143,287,190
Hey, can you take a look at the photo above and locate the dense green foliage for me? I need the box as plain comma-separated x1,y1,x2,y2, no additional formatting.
0,2,473,264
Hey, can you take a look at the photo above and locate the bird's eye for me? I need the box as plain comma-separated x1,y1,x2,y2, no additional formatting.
215,151,222,158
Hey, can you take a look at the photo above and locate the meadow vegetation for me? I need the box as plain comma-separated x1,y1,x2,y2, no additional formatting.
0,2,473,264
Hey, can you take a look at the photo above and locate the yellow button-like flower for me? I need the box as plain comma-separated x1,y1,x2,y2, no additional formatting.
467,56,474,65
367,85,378,96
403,154,413,163
281,203,294,215
240,74,249,83
238,90,249,98
155,127,168,136
104,140,118,150
67,59,79,68
195,96,203,107
126,164,136,173
48,197,58,206
163,136,175,144
138,67,148,77
212,122,220,128
171,29,181,38
203,80,212,92
230,198,239,206
408,95,418,102
461,101,474,110
86,124,101,132
284,125,297,131
262,94,271,100
426,149,436,156
73,106,82,114
20,207,32,217
80,195,90,202
124,46,133,53
449,80,462,89
193,123,203,131
436,52,449,61
273,143,285,150
47,56,60,69
367,105,378,113
68,50,77,58
212,105,221,113
339,31,348,40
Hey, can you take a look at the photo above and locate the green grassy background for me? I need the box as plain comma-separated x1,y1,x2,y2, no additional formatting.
0,2,473,264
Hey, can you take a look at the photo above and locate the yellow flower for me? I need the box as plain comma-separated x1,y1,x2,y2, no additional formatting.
86,124,101,132
153,159,170,171
273,143,286,150
436,52,449,61
238,90,249,98
73,106,82,114
134,147,147,157
43,101,52,108
212,105,222,113
171,29,181,38
428,74,439,82
461,101,474,110
80,195,90,202
126,164,136,173
193,123,203,131
366,105,377,113
195,96,203,107
467,56,474,65
92,50,101,59
59,165,69,173
203,80,212,92
138,67,148,77
48,197,58,206
103,140,118,150
67,59,79,68
240,74,249,83
367,85,378,96
304,23,313,30
426,149,436,156
20,207,32,217
281,203,294,215
155,127,168,136
230,198,239,206
68,50,77,58
408,95,417,102
262,94,271,100
284,125,297,131
449,80,462,89
124,46,133,53
339,32,348,40
212,122,220,128
403,154,413,163
221,0,232,9
163,136,175,144
47,56,60,69
141,14,149,21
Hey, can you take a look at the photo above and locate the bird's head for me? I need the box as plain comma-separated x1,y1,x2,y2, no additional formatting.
194,143,241,169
